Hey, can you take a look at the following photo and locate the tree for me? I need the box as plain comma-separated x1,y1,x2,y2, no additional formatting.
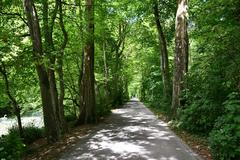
0,62,23,137
77,0,96,124
171,0,189,116
112,22,128,106
153,0,171,100
23,0,60,143
42,0,68,133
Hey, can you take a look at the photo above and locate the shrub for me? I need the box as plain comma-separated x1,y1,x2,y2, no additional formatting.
96,103,111,117
179,99,222,134
0,132,25,160
23,126,45,144
209,93,240,160
65,114,77,122
9,126,45,144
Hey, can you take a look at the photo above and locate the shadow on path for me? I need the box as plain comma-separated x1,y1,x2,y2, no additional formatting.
60,100,202,160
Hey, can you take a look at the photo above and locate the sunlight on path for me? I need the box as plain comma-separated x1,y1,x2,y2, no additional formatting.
60,100,202,160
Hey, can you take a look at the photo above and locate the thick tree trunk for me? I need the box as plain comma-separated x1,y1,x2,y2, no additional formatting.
42,0,61,132
153,1,171,100
0,63,23,138
77,0,96,124
42,0,67,133
23,0,60,143
171,0,189,117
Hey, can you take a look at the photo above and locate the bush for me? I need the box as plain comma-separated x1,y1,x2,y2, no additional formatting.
209,93,240,160
96,103,111,117
9,126,45,144
65,114,77,122
0,132,25,160
179,99,222,134
23,126,45,144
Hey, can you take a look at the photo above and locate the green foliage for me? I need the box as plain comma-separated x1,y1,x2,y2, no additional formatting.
23,127,45,144
95,84,112,117
209,93,240,160
140,65,171,112
65,114,77,123
0,126,44,160
96,103,112,118
179,99,221,134
0,132,25,160
1,1,240,159
9,126,45,144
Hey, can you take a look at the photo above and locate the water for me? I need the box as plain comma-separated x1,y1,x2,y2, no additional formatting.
0,112,44,136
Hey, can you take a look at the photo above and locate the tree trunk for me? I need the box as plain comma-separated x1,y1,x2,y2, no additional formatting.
57,0,68,132
42,0,61,134
23,0,60,143
42,0,68,133
103,41,110,96
0,63,23,138
171,0,189,117
112,23,127,106
78,0,84,113
153,1,171,100
77,0,96,124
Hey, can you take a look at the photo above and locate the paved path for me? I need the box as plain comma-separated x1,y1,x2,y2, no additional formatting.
60,100,202,160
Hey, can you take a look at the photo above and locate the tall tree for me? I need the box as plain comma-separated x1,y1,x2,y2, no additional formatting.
57,0,68,132
77,0,96,124
112,22,128,105
153,0,171,100
171,0,189,116
23,0,60,143
42,0,68,133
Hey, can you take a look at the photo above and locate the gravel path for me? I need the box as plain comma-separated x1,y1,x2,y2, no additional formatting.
60,99,202,160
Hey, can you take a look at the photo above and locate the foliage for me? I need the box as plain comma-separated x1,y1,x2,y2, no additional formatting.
178,99,221,134
65,114,77,123
9,126,45,144
209,93,240,160
0,132,25,160
0,0,239,159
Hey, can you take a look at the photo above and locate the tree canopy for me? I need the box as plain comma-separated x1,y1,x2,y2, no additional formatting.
0,0,239,159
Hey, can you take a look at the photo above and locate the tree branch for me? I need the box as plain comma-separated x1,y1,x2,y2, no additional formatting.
0,11,28,26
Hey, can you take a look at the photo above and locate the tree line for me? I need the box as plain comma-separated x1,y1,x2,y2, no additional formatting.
0,0,129,143
0,0,239,159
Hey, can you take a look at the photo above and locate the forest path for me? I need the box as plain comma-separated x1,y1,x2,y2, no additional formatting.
59,99,202,160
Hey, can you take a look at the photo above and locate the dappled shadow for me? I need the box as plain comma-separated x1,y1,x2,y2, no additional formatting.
60,101,201,160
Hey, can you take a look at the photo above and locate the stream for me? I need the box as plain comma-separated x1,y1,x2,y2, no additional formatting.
0,112,44,136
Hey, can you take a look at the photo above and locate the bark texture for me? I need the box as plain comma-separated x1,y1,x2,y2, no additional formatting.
77,0,96,124
42,0,67,133
171,0,189,117
23,0,60,143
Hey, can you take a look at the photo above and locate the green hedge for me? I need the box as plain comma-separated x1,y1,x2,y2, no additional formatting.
209,93,240,160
